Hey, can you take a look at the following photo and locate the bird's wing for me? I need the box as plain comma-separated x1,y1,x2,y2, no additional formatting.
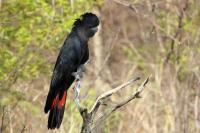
44,38,81,113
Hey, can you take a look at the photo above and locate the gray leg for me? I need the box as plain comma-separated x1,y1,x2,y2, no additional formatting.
74,79,81,104
72,60,90,106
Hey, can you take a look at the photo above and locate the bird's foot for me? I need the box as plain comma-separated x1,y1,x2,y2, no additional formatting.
72,65,86,80
71,59,91,79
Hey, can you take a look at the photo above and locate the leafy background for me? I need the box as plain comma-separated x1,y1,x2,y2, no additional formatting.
0,0,200,133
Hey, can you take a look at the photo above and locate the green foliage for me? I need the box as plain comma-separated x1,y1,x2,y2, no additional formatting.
122,44,152,73
82,88,98,108
0,0,102,113
0,0,101,80
19,101,41,113
0,88,25,107
0,48,17,81
103,111,122,133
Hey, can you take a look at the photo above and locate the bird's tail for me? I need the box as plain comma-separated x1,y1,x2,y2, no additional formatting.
46,90,67,129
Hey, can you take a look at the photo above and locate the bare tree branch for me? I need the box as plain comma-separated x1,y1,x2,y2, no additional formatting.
20,124,26,133
89,76,140,118
1,106,6,133
164,0,189,63
73,75,149,133
93,77,149,130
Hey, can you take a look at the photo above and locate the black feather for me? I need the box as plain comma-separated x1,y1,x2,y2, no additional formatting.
48,104,66,129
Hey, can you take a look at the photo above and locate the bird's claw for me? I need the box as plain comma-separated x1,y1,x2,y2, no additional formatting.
72,64,86,80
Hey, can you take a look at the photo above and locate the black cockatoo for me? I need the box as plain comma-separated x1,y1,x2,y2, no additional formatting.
44,13,99,129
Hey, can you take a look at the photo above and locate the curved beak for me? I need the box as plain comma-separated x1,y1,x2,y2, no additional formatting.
91,27,98,33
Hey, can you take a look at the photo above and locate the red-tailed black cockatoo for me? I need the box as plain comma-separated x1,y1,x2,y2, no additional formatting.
44,12,99,129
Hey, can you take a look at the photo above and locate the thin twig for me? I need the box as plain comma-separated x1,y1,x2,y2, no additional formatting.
1,106,6,133
20,124,26,133
93,77,149,128
164,0,189,63
74,72,148,132
96,29,120,78
89,77,140,114
112,0,138,13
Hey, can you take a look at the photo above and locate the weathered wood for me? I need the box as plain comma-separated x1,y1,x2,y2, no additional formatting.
74,76,149,133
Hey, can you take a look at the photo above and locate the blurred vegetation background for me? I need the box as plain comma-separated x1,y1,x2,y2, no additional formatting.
0,0,200,133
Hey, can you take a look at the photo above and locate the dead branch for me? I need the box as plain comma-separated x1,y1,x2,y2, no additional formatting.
20,124,26,133
74,76,149,133
1,106,6,133
89,77,140,115
164,0,189,63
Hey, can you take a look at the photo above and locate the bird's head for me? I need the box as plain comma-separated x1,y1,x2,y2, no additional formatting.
73,12,100,38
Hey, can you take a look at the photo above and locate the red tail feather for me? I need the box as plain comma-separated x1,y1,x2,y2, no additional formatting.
51,91,67,108
59,91,67,106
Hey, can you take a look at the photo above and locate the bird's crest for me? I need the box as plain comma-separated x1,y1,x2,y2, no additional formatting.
72,12,99,28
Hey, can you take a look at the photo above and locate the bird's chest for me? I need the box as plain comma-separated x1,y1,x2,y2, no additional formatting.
80,43,89,64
